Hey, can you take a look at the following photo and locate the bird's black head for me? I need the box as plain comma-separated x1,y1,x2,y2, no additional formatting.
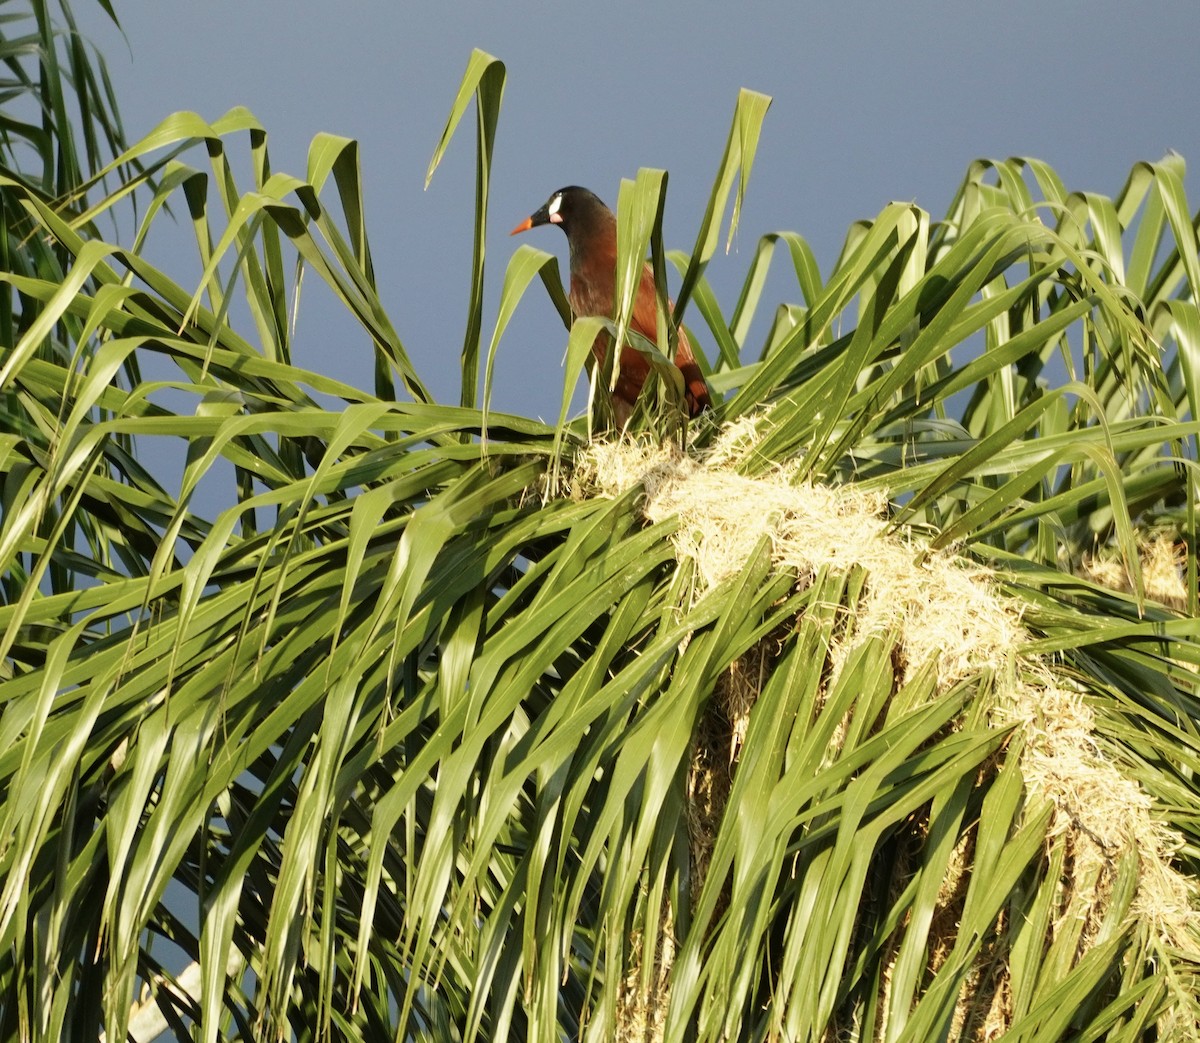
510,186,611,238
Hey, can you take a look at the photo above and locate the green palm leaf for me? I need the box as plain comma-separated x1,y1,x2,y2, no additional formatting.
2,6,1199,1041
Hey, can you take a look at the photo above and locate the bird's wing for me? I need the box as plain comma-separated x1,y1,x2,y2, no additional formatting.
628,263,711,415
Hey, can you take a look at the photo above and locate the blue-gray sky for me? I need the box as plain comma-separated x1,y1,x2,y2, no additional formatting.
82,1,1199,419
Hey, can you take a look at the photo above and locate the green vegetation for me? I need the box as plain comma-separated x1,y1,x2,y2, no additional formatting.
1,5,1199,1041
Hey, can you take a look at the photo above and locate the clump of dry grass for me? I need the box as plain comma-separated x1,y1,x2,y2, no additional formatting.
575,428,1023,690
1083,532,1189,610
1002,675,1196,947
576,425,1200,1039
615,925,674,1043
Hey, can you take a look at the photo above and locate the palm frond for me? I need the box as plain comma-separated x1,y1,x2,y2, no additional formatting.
1,22,1199,1042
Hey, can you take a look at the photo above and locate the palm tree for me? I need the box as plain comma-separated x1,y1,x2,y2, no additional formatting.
1,6,1199,1041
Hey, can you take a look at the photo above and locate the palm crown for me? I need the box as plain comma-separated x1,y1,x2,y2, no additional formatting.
1,10,1199,1043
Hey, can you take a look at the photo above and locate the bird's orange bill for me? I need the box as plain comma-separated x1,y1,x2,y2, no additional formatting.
509,217,534,235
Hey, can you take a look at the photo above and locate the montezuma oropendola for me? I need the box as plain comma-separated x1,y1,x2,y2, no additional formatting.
510,186,710,426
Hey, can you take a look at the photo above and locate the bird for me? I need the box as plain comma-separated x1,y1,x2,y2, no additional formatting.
510,186,711,427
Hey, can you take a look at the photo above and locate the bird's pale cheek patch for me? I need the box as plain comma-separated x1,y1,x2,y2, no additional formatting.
550,212,564,224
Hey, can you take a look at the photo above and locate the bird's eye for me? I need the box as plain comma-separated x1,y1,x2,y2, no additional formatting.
547,193,563,218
